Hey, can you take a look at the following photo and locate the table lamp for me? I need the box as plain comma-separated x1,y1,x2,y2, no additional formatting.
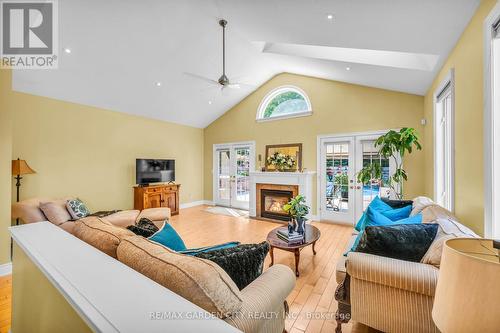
432,238,500,333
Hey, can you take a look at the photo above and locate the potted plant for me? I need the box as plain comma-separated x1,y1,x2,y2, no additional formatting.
283,195,310,235
356,127,422,199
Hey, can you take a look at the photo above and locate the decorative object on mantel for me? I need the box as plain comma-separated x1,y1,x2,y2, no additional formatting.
356,128,421,199
283,194,310,236
265,143,302,172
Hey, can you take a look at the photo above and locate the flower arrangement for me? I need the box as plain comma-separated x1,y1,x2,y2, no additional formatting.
266,152,296,171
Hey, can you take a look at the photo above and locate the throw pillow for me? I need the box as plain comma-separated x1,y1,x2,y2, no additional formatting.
127,218,160,238
380,204,412,221
194,242,270,290
346,207,423,255
355,223,439,262
381,198,413,209
39,201,72,225
410,196,434,216
148,220,187,251
66,198,90,219
354,196,393,231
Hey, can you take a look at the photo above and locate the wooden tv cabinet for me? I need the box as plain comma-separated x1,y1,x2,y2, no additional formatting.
134,184,180,215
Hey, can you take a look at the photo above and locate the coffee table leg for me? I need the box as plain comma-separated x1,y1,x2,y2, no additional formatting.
294,249,300,277
269,246,274,267
312,241,317,255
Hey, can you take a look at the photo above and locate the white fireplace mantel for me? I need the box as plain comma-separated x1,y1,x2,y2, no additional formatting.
249,171,316,218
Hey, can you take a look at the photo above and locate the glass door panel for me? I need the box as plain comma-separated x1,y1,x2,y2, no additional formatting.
216,149,231,206
320,138,355,223
232,147,251,209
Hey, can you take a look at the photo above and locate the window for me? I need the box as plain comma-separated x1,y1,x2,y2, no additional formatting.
485,5,500,238
434,69,455,212
257,86,312,121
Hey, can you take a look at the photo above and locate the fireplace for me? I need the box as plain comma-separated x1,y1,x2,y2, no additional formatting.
255,183,299,222
260,189,293,221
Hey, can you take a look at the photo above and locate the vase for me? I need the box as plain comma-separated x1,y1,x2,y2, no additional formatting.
296,216,306,235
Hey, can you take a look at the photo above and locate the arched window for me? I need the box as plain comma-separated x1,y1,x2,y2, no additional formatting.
256,86,312,121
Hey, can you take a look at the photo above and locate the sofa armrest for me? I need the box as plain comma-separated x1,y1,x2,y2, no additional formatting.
347,252,439,297
224,264,295,333
136,208,171,223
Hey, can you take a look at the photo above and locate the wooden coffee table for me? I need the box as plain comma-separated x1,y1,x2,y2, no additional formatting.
267,224,321,277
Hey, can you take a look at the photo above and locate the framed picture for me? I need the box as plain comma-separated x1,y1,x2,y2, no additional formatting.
265,143,302,172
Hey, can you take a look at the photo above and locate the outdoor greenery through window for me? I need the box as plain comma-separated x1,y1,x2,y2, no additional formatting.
257,86,311,121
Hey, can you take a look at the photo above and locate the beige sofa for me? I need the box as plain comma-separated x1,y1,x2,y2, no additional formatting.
72,216,295,333
335,199,479,333
11,197,171,233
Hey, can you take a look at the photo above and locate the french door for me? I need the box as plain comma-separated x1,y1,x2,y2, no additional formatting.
319,133,395,225
213,142,255,210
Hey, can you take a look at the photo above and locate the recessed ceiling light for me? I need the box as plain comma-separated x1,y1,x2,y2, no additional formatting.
327,14,333,20
155,82,162,87
208,101,212,105
346,66,351,71
64,48,71,54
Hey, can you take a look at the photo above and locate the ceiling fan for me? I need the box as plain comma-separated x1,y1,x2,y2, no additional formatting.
185,19,249,91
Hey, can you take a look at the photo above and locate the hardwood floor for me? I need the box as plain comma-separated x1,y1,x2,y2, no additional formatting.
0,205,376,333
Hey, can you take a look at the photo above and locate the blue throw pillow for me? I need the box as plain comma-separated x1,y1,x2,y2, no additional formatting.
149,222,187,251
380,204,412,221
354,196,393,231
345,207,422,256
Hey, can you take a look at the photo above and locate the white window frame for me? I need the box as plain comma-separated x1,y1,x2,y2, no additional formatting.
256,85,312,122
433,69,455,212
484,2,500,238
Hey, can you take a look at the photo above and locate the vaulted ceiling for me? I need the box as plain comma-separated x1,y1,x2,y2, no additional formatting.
12,0,480,128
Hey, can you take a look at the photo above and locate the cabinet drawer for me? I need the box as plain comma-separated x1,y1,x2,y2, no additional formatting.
146,187,162,193
164,186,176,192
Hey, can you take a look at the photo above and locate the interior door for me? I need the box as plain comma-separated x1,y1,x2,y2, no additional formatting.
214,143,254,210
319,133,395,225
319,137,355,224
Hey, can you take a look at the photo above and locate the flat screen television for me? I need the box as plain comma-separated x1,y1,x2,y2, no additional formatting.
136,159,175,185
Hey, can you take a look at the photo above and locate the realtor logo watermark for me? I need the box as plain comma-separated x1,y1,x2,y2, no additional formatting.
0,0,58,69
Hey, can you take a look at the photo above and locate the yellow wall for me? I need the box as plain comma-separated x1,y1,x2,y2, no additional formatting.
423,0,496,235
7,80,204,212
204,73,425,214
12,244,93,333
0,71,13,265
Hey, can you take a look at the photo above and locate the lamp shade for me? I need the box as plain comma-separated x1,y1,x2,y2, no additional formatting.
432,238,500,333
12,159,36,176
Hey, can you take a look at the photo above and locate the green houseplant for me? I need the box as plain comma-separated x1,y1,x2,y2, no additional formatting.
356,128,422,199
283,195,310,235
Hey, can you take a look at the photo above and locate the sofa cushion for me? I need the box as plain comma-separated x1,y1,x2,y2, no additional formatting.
354,224,439,262
136,207,171,224
421,213,479,267
39,200,72,225
73,216,135,258
117,236,243,318
104,210,140,228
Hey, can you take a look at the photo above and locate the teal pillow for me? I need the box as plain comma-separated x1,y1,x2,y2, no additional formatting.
381,204,412,221
345,207,422,256
367,207,422,227
354,196,393,231
149,222,187,251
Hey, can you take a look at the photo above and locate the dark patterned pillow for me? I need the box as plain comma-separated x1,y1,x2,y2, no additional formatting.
127,218,160,238
66,198,90,219
195,241,270,290
355,223,438,262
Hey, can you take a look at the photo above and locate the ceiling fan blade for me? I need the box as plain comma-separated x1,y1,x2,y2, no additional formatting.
226,83,241,89
183,72,219,86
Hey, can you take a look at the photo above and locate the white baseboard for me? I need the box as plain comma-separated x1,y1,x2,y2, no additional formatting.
0,262,12,276
180,200,214,209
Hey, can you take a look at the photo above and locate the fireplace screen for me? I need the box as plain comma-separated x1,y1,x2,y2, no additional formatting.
260,189,293,221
